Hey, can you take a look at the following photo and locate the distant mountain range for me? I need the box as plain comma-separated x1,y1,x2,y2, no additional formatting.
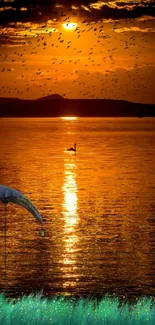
0,94,155,117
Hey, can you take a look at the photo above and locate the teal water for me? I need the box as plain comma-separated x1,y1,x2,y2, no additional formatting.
0,117,155,299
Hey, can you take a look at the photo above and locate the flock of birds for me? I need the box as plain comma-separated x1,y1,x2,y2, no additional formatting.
0,8,153,102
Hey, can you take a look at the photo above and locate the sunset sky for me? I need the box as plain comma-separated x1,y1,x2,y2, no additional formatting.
0,0,155,103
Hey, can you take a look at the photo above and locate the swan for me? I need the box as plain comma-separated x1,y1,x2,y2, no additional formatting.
67,143,76,152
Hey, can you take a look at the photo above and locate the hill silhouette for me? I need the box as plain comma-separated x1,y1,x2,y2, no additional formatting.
0,95,154,117
36,94,64,101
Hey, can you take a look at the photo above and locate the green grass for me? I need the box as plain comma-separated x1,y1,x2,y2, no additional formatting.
0,293,154,324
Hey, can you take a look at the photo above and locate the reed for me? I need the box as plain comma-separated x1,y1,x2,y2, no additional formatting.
0,293,154,325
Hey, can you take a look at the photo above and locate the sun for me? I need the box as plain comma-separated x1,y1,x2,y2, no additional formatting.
62,22,77,31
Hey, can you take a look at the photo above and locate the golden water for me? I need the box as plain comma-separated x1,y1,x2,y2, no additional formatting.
0,117,155,298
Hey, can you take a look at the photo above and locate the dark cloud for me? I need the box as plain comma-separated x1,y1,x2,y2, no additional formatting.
0,38,27,47
0,1,155,26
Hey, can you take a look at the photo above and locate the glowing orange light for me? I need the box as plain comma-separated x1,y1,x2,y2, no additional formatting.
61,117,78,120
62,23,77,31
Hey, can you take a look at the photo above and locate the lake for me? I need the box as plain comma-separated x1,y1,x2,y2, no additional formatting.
0,117,155,300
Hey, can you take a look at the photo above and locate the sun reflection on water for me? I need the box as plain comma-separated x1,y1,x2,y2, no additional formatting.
61,160,79,293
60,117,78,121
